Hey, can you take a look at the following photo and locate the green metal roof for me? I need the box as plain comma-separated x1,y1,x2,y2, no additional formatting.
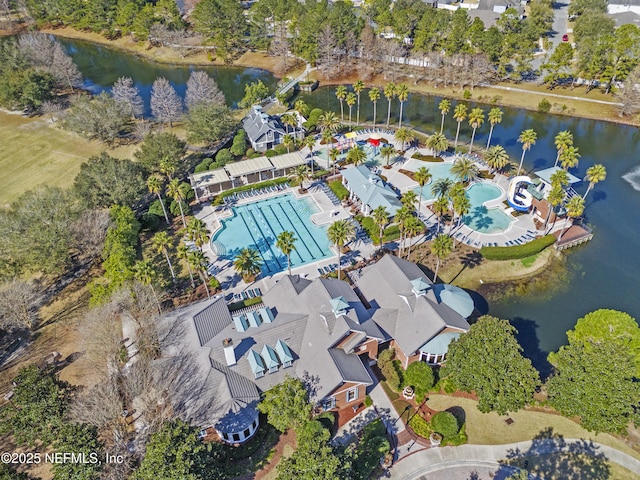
275,339,294,363
330,296,350,312
261,344,280,369
410,277,430,293
419,331,461,355
247,349,265,374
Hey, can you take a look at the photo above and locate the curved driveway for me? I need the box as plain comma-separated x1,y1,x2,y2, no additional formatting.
388,440,640,479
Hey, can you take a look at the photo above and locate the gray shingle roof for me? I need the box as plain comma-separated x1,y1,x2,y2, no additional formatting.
328,348,373,385
192,297,233,346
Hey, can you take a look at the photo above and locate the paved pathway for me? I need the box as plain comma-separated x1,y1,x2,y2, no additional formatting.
483,84,623,106
388,439,640,479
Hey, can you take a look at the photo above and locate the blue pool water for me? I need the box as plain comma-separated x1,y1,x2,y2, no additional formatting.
413,163,455,201
462,183,513,234
211,194,333,274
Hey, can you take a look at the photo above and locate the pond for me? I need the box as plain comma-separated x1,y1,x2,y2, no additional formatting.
56,38,640,363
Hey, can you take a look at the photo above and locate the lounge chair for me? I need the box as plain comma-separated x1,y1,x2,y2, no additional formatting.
248,289,256,298
318,268,324,275
241,291,249,300
255,288,262,296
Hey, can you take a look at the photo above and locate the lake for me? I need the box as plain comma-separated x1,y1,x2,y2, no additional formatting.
58,37,640,367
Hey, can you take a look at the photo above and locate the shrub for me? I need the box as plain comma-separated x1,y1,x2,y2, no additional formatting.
303,108,323,130
538,98,552,113
463,89,472,99
216,148,233,165
377,348,395,370
378,349,402,390
139,212,160,231
407,414,431,439
228,296,263,311
479,234,556,260
148,199,169,218
246,148,255,157
170,200,190,217
364,395,373,407
411,152,444,162
430,411,459,439
403,362,435,400
442,422,467,446
249,151,262,158
315,412,336,434
209,276,220,291
328,180,349,200
273,144,287,155
265,149,277,157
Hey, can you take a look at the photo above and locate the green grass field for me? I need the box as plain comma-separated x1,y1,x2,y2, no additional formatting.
0,111,137,207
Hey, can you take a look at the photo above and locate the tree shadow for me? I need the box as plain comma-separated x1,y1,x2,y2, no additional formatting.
449,251,484,283
510,317,553,380
587,190,607,206
446,405,466,426
496,427,611,480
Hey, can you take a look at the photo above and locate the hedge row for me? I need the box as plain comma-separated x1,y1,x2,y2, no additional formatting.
479,234,556,260
356,215,402,245
328,180,349,200
228,296,263,312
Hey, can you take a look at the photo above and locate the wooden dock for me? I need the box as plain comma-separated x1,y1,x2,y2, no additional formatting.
554,224,593,250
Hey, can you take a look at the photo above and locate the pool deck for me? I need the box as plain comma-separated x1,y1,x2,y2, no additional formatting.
195,131,569,298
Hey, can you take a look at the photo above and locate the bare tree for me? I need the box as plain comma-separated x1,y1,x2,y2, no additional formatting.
71,209,112,260
18,34,82,91
0,278,43,330
185,71,225,110
51,42,83,92
317,25,338,79
111,76,144,119
150,77,183,127
617,65,640,117
133,120,153,142
69,376,123,429
41,100,64,122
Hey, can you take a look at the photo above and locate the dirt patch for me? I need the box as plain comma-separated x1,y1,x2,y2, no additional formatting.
253,430,296,480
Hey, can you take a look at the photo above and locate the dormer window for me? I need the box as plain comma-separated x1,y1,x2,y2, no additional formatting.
410,277,430,297
330,296,350,317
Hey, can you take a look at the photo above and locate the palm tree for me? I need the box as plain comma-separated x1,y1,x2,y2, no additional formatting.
188,249,211,298
167,178,187,228
346,92,356,125
294,98,308,117
431,177,453,199
281,113,296,134
451,189,471,232
336,86,347,122
353,80,365,126
394,205,413,257
159,158,177,180
289,164,309,192
369,87,381,127
276,230,297,275
583,164,606,200
451,157,479,183
147,174,170,224
432,196,449,234
543,184,565,231
557,196,585,242
559,145,580,171
384,81,396,127
321,128,334,146
134,260,162,314
401,189,418,212
485,145,510,174
186,217,208,248
426,132,449,157
554,130,573,167
372,205,389,248
431,234,453,282
233,247,263,282
329,147,340,176
318,110,339,133
302,135,316,157
438,98,451,135
517,129,537,176
396,83,409,128
467,107,485,153
486,107,503,149
395,127,414,152
453,103,468,149
327,219,355,280
152,231,176,281
404,216,424,259
282,134,295,153
177,243,196,288
414,166,432,210
347,145,367,166
381,145,396,167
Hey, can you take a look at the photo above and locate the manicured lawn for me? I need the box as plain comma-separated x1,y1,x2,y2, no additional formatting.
426,394,640,461
0,111,136,206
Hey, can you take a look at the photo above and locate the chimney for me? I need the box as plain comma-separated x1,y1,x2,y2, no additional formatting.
223,338,236,366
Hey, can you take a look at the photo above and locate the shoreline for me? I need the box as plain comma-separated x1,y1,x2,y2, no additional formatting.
8,26,634,127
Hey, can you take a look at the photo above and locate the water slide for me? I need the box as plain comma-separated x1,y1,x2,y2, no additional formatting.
507,176,534,212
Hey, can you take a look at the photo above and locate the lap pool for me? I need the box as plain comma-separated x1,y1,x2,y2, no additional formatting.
211,194,333,274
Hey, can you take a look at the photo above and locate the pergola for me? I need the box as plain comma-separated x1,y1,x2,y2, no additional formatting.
268,151,307,177
224,156,275,185
191,168,231,200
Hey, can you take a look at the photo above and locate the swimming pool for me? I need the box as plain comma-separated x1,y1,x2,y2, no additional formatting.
211,194,333,274
412,163,455,201
462,183,513,234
